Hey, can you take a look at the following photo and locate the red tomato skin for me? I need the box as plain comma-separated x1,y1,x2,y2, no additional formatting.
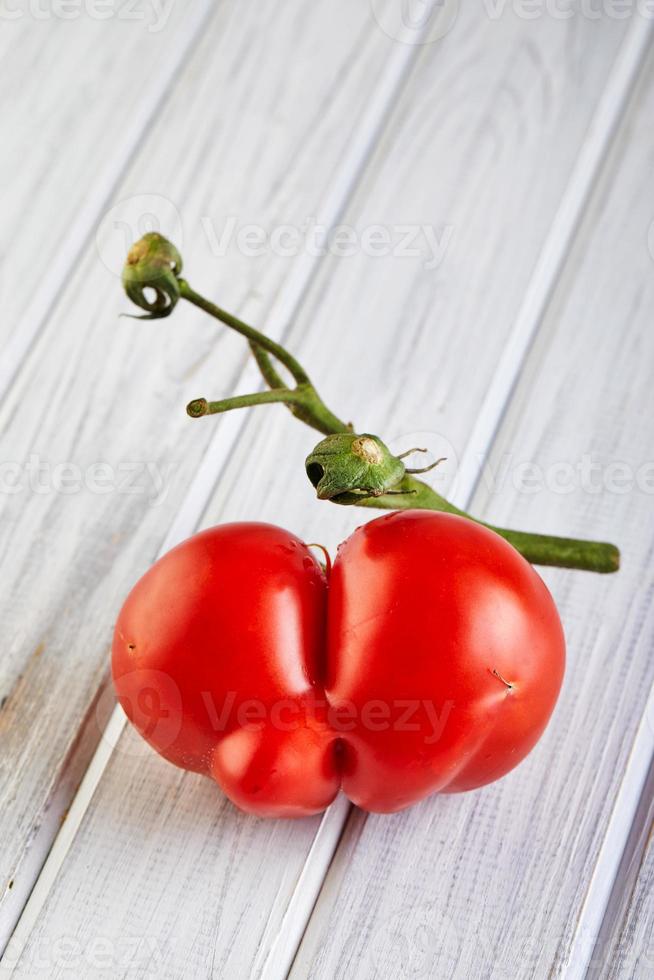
113,512,565,817
327,511,565,812
112,523,340,818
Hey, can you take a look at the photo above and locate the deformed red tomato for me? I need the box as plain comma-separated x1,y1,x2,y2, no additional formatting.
112,511,565,817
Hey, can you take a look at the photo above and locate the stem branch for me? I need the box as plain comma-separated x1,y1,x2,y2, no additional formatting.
187,388,303,418
180,280,349,435
180,281,310,385
249,342,286,390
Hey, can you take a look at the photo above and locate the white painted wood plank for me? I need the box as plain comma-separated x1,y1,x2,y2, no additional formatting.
0,0,402,955
6,11,633,979
590,755,654,978
0,0,217,387
292,39,654,980
605,838,654,979
567,668,654,978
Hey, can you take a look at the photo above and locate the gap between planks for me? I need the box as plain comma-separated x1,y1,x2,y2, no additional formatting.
266,16,654,980
571,683,654,979
0,9,436,974
588,726,654,977
0,0,216,402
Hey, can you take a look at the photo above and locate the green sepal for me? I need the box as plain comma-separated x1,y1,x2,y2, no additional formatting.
122,232,183,318
305,433,406,502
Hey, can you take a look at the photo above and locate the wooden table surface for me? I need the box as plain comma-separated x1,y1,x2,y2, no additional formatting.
1,2,653,977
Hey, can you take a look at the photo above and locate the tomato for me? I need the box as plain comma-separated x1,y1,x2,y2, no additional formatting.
112,523,338,818
112,511,565,817
327,510,565,811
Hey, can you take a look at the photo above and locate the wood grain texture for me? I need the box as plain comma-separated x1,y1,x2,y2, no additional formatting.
603,831,654,979
0,0,215,364
0,0,401,953
6,10,634,979
591,758,654,978
606,840,654,980
292,42,654,980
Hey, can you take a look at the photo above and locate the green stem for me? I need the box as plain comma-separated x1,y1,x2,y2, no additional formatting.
187,389,303,418
180,280,310,385
180,280,349,435
356,475,620,573
188,386,348,434
248,342,286,390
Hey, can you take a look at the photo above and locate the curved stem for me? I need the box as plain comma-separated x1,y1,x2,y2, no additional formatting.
249,341,286,389
180,280,310,386
285,396,350,436
180,280,349,435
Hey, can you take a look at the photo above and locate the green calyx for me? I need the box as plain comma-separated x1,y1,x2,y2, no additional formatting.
122,233,183,319
305,433,407,503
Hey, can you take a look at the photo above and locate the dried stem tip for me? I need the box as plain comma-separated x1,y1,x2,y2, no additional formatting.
187,398,209,418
